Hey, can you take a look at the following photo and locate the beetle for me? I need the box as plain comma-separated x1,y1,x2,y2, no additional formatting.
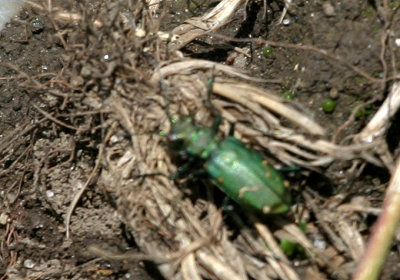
165,79,291,214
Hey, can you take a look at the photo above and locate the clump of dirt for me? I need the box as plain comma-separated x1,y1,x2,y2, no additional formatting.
1,0,400,279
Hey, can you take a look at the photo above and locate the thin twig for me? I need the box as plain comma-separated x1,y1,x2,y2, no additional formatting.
32,103,89,132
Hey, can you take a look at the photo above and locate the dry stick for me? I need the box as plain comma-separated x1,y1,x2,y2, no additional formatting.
196,251,244,280
150,59,269,84
181,205,248,279
211,80,382,167
358,82,400,142
241,229,294,280
212,81,325,135
169,0,245,50
277,0,291,24
181,253,202,280
303,192,347,252
336,220,365,261
338,204,381,216
352,158,400,280
252,218,288,262
89,236,212,264
356,82,400,172
279,134,381,164
250,215,300,280
65,122,117,239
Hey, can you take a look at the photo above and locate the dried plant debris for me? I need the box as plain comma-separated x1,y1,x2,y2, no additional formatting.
1,0,400,279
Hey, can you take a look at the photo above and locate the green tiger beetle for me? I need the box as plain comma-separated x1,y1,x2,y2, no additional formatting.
164,77,292,214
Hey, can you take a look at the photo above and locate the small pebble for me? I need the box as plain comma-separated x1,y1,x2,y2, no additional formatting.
313,238,327,250
24,259,35,269
0,213,9,225
329,87,339,99
31,17,44,34
322,2,336,17
46,190,54,198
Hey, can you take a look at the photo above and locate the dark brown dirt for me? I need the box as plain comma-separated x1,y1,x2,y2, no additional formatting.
1,0,400,279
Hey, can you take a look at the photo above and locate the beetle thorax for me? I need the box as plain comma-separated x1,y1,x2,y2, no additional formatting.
168,117,219,159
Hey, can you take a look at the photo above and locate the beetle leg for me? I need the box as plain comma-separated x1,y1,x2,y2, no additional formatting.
228,120,253,136
171,158,202,179
221,196,235,212
177,169,208,187
229,122,236,136
132,172,170,178
171,162,192,179
211,114,222,133
279,166,301,172
172,166,207,187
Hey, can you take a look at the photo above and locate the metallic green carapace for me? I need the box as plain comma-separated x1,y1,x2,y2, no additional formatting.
167,117,291,214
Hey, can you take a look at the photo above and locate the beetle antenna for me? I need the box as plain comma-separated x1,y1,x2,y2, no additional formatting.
207,67,221,132
157,66,173,124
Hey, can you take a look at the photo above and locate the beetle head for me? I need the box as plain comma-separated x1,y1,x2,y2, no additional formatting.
167,117,195,152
